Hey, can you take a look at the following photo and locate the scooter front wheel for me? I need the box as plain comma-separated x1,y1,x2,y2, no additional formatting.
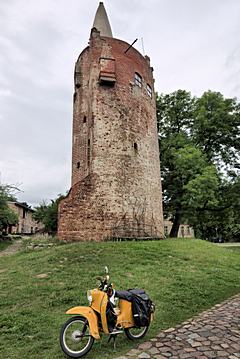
124,325,149,340
60,316,94,358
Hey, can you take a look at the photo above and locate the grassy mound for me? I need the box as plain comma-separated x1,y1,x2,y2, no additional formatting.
0,239,239,359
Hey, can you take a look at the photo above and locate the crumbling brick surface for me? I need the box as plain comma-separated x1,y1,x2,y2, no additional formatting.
58,30,163,241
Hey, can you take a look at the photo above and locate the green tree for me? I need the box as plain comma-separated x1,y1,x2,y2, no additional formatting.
33,194,65,235
0,184,19,235
193,91,240,171
157,90,240,240
188,176,240,241
157,90,199,236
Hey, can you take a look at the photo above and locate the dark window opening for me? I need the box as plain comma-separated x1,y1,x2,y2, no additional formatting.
181,226,185,237
99,78,116,87
134,72,142,88
73,92,77,103
75,71,81,88
147,84,152,98
134,142,138,153
83,116,87,123
87,139,91,167
164,226,168,235
77,161,80,169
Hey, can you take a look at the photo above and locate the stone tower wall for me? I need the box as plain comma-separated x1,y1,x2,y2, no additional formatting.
58,29,163,241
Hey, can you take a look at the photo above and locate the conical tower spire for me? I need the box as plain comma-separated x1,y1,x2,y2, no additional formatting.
92,2,113,37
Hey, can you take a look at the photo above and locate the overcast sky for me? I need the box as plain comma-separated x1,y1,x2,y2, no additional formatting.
0,0,240,207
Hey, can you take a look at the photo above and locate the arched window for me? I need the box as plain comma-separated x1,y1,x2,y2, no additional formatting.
181,226,185,238
147,84,152,98
164,226,168,235
134,72,142,88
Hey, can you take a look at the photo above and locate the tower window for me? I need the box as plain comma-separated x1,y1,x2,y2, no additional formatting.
99,57,116,86
164,226,168,235
77,161,80,169
147,84,152,98
133,142,138,153
134,73,142,88
73,92,77,103
181,226,185,237
83,116,87,123
87,139,91,166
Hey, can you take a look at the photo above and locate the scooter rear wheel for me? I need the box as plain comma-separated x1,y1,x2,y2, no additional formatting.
124,325,149,340
60,316,94,358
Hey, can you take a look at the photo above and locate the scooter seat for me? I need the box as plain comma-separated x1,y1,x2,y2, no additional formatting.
115,289,146,302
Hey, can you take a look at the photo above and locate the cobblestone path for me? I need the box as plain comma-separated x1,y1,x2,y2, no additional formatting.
0,240,22,257
115,294,240,359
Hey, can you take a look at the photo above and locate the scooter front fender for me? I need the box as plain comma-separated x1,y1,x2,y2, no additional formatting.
66,306,100,340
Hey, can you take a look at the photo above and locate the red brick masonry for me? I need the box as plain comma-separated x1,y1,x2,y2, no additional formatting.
58,28,163,241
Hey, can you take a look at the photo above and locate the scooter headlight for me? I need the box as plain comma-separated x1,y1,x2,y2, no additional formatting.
87,290,92,305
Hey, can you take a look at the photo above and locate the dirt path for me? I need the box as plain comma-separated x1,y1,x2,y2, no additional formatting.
217,243,240,247
0,240,22,257
115,294,240,359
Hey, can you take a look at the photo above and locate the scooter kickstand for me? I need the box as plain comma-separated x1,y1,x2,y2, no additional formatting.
108,334,117,349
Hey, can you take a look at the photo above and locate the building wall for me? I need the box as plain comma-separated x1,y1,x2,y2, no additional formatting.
7,202,42,234
163,220,194,238
58,29,163,241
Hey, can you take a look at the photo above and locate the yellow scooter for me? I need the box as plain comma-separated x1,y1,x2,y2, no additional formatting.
59,267,155,358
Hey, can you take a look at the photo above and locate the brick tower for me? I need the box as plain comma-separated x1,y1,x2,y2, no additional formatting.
58,2,163,241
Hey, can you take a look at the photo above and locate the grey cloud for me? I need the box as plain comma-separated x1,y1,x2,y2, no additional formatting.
1,0,240,206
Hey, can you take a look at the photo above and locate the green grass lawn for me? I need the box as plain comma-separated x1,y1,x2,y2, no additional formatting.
0,239,239,359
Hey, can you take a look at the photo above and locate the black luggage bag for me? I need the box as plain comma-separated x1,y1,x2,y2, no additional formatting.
115,288,155,327
128,289,153,327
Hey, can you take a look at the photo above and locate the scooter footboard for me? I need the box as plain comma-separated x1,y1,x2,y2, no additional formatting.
66,306,100,339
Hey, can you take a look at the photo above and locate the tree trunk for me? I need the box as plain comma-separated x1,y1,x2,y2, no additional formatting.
170,210,181,238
